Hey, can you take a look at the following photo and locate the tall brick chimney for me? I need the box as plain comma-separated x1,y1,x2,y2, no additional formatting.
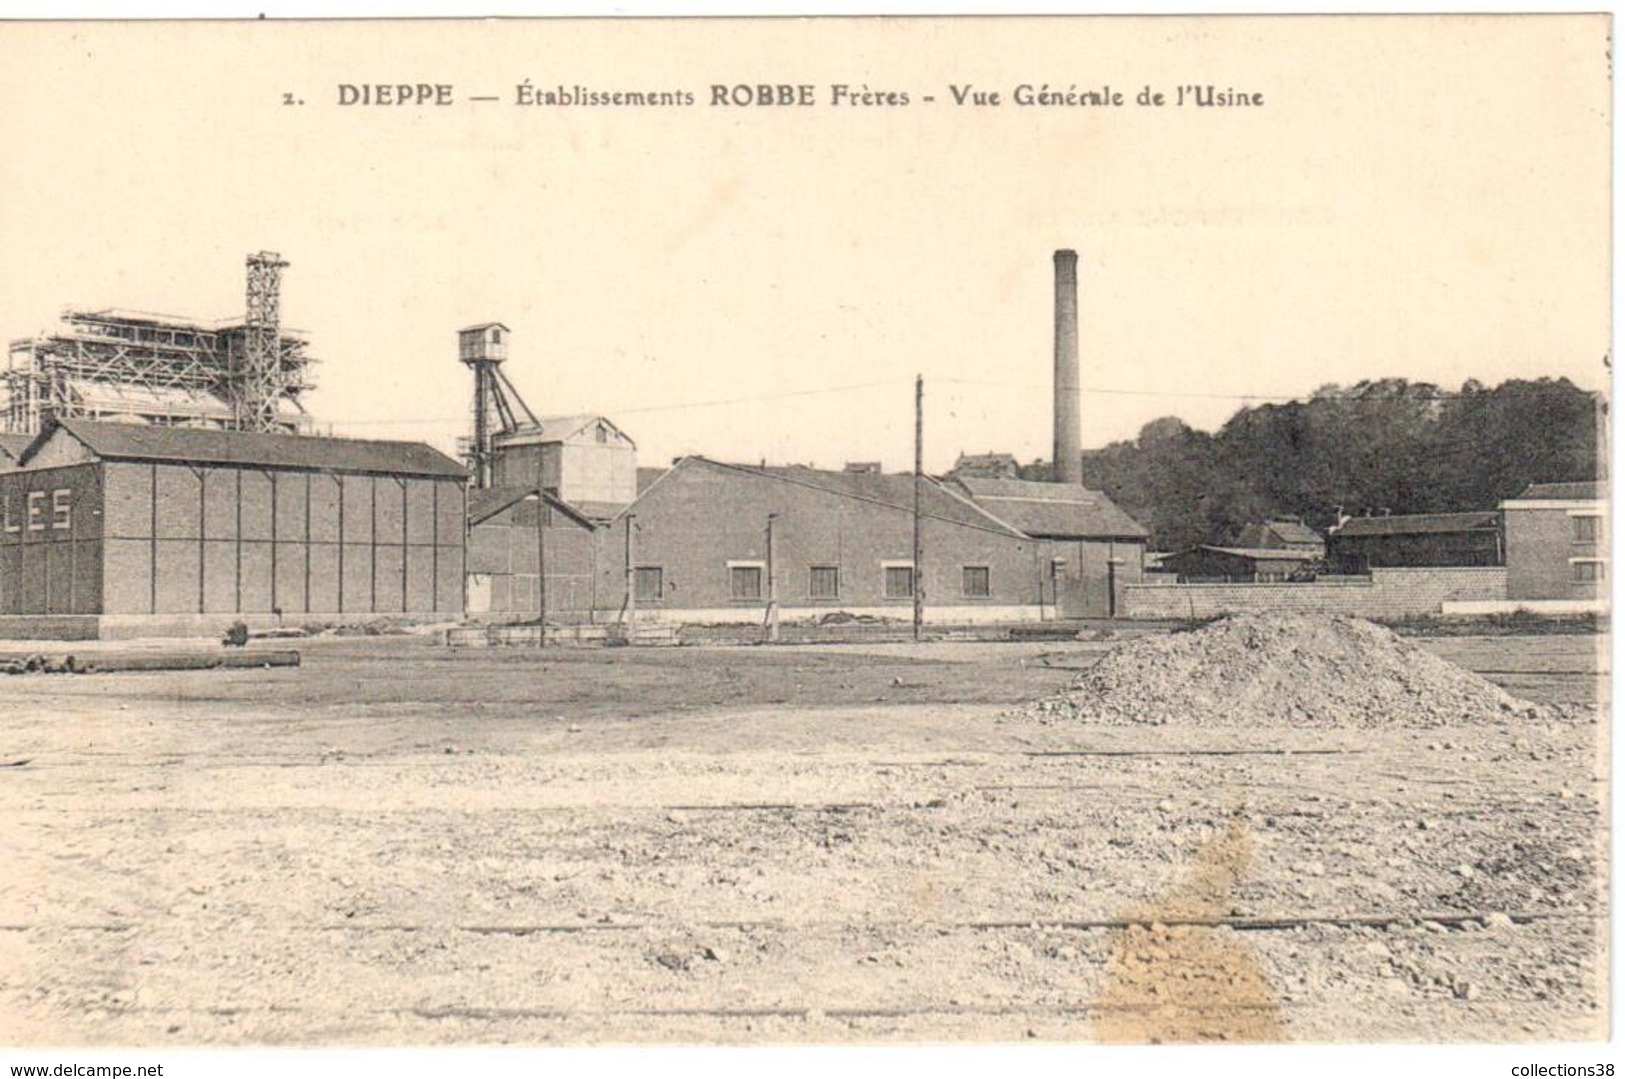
1052,249,1084,485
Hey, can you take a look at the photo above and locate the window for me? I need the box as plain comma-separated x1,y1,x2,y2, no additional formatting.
1572,560,1606,583
962,566,991,598
884,564,915,600
730,564,764,600
634,566,663,602
491,328,502,344
596,424,609,444
1573,515,1601,543
809,565,840,600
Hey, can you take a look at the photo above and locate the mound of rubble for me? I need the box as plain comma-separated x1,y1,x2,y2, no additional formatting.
1021,613,1542,729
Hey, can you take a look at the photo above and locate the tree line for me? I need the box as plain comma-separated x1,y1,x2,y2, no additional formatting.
1021,377,1606,552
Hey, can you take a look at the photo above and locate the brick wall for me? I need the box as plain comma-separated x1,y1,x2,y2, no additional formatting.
1123,567,1507,620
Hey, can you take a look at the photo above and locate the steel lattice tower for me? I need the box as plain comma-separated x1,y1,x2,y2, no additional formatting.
236,251,290,432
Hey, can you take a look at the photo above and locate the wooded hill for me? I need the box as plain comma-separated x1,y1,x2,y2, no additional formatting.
1024,377,1605,551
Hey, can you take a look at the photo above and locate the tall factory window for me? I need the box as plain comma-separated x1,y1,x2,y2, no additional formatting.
634,566,664,602
961,566,991,598
809,565,840,599
1572,559,1606,583
729,563,764,601
1573,515,1601,543
883,564,915,600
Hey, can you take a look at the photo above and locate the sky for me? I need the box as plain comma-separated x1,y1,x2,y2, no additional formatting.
0,16,1609,474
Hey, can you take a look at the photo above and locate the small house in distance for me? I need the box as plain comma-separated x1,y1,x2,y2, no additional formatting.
948,452,1021,480
1232,518,1325,559
1327,511,1503,572
1500,480,1607,604
1159,545,1318,582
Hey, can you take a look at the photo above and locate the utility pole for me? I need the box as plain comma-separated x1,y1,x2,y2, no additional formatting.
535,456,547,648
766,513,780,643
623,514,637,633
913,374,924,642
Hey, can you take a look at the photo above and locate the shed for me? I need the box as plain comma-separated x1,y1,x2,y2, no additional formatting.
1327,511,1503,571
1159,545,1318,582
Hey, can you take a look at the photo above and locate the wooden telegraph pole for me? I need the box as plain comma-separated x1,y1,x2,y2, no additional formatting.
535,457,547,648
913,374,924,642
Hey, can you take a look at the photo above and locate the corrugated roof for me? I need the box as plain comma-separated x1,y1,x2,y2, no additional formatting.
39,419,466,479
949,477,1149,540
1516,480,1606,501
1333,511,1500,537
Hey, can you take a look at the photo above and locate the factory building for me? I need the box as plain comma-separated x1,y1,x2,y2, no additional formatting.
0,419,467,639
597,457,1145,623
464,247,1149,627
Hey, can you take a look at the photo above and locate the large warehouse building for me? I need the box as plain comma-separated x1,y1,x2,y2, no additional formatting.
0,419,467,639
466,456,1148,625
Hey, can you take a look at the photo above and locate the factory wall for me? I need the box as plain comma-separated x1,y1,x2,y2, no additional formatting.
1031,536,1146,618
491,439,638,506
467,498,599,620
98,462,465,618
591,461,1052,624
0,463,104,616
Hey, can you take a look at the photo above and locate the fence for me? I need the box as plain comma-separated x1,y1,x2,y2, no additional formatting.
1122,567,1507,620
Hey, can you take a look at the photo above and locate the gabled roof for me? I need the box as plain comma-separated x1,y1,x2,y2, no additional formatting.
1332,511,1500,537
0,434,31,463
1184,545,1318,562
1259,520,1323,545
459,321,510,333
731,462,1027,537
466,484,598,528
1514,480,1606,501
948,477,1149,540
493,414,634,449
620,457,1026,538
29,419,466,479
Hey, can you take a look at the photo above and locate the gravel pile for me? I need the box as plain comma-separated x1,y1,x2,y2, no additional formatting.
1020,613,1541,729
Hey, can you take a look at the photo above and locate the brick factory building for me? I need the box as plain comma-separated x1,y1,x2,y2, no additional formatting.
467,456,1148,625
0,419,467,639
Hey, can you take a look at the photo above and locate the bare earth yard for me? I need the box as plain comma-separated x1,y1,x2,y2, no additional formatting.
0,632,1608,1044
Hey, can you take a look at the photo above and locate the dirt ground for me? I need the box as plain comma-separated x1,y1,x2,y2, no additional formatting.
0,632,1608,1045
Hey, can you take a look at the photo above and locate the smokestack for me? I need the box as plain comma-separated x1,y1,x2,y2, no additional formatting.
1052,248,1083,485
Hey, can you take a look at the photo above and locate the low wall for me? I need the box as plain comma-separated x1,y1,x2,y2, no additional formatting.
1123,567,1507,620
0,611,449,642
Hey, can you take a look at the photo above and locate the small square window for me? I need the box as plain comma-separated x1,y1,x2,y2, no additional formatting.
884,565,915,600
730,565,763,600
1572,560,1606,583
809,565,840,599
962,566,991,598
634,566,663,602
1573,516,1600,543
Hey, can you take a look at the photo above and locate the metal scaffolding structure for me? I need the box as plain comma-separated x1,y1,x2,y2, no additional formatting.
1,254,316,437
